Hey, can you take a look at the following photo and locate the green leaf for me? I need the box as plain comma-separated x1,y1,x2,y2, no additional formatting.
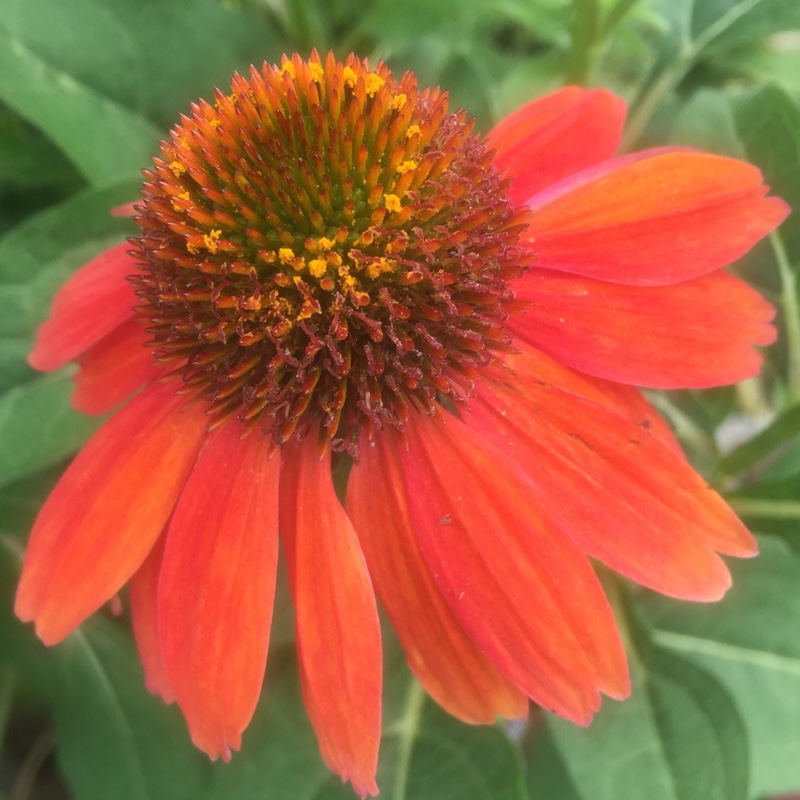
669,89,745,157
731,85,800,258
639,536,800,797
0,179,138,352
718,402,800,476
690,0,800,54
0,2,162,184
0,370,100,490
540,620,748,800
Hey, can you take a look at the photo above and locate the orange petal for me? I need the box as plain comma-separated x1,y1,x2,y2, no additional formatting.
129,534,174,703
466,348,757,600
347,432,528,724
487,87,625,205
72,319,155,414
29,242,139,371
15,382,208,644
525,150,789,285
398,412,630,723
158,421,279,760
280,435,381,798
508,268,776,388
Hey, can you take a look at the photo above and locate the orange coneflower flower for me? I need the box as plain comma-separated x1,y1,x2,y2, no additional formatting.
15,52,788,796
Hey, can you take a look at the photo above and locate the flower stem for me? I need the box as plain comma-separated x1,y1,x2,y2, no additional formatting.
567,0,601,85
391,677,426,800
624,0,763,148
729,497,800,521
771,232,800,398
599,0,641,40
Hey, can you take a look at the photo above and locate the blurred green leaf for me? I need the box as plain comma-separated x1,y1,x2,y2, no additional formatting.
0,371,100,490
0,105,81,190
0,466,62,535
690,0,800,54
0,0,286,183
669,88,745,156
308,676,526,800
0,5,161,183
639,536,800,797
731,85,800,257
718,403,800,476
0,179,138,360
539,624,748,800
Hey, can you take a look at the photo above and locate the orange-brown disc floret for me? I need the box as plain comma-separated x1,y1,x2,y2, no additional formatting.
131,51,530,454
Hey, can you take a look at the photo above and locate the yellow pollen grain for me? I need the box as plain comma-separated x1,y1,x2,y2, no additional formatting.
367,257,396,279
309,62,324,82
280,61,296,79
384,194,403,213
390,93,408,110
169,160,186,177
308,258,328,278
203,229,222,253
365,73,385,96
209,118,221,129
186,241,200,254
279,247,296,265
396,159,418,174
405,124,421,139
179,191,190,200
343,66,357,88
317,236,336,252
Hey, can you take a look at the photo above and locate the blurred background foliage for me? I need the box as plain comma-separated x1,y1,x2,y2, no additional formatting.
1,0,800,798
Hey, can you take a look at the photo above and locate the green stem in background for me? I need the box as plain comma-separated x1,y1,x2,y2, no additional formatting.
730,497,800,521
389,678,426,800
285,0,328,52
566,0,601,85
0,667,15,755
771,232,800,399
624,0,764,148
599,0,642,40
647,394,719,463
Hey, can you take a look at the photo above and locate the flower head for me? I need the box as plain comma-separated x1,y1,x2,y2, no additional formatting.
16,52,789,797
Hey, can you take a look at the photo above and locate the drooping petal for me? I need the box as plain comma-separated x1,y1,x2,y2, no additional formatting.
129,534,174,703
15,382,208,644
29,243,139,371
347,433,528,725
508,268,776,388
158,421,280,761
487,87,625,204
524,150,789,285
72,319,155,414
280,435,381,798
464,348,757,600
397,412,630,723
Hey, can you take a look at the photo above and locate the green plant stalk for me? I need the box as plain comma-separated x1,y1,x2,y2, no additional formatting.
624,0,765,148
730,497,800,520
771,232,800,398
389,678,426,800
567,0,601,85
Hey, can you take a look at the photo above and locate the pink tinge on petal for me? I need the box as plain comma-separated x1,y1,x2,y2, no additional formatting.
397,412,630,723
347,432,529,725
72,318,155,414
523,150,790,285
280,435,382,798
15,382,208,644
487,86,626,205
111,202,138,217
508,268,776,388
464,350,756,601
29,242,139,371
158,421,280,761
129,534,175,703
